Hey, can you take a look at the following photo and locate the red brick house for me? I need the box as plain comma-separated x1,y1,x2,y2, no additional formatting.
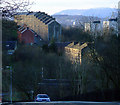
17,24,46,46
18,25,34,44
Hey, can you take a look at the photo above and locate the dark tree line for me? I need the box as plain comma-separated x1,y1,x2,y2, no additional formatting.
90,34,120,89
62,27,93,42
2,19,18,41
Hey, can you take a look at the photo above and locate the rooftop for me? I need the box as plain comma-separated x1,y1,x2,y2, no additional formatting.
65,42,88,50
93,21,101,23
109,18,117,22
15,11,56,25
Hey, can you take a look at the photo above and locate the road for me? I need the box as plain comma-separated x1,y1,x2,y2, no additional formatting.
4,101,120,105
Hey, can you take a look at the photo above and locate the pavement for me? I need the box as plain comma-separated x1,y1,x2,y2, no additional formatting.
4,101,120,105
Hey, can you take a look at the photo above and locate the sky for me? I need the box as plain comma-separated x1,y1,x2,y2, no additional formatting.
30,0,119,15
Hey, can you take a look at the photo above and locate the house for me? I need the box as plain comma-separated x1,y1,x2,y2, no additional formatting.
18,25,34,44
85,21,102,36
17,24,45,46
14,11,62,42
84,23,91,32
85,18,118,36
103,18,118,35
65,42,88,64
3,41,17,55
92,21,103,36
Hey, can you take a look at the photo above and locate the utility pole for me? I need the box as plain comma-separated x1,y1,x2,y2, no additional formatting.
42,67,44,79
10,66,12,104
6,66,12,104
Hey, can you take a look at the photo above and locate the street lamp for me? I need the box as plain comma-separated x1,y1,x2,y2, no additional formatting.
6,66,12,104
31,90,34,100
42,67,44,79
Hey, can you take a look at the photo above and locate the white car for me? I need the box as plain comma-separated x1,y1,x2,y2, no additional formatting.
35,94,50,102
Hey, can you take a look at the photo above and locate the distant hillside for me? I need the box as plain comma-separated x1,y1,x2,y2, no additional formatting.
54,8,117,18
52,15,100,27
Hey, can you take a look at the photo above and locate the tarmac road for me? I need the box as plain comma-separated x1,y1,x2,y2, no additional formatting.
5,101,120,105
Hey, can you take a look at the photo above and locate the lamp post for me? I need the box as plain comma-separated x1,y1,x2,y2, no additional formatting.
6,66,12,104
31,90,34,100
42,67,44,79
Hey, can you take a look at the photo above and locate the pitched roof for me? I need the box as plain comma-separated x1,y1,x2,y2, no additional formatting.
15,11,58,25
16,12,28,15
34,12,55,25
109,18,117,22
93,21,101,23
65,42,88,50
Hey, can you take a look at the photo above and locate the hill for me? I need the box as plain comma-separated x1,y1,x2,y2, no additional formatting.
54,8,117,18
52,15,100,27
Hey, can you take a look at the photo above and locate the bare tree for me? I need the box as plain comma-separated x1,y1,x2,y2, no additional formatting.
1,0,33,17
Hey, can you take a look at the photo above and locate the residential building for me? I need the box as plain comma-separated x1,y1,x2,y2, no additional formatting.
18,25,34,44
103,18,118,35
92,21,102,36
84,23,91,32
103,21,109,35
14,11,62,42
85,18,118,36
85,21,102,36
17,24,45,46
65,42,88,64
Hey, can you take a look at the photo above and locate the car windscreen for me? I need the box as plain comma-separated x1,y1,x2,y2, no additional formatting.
37,95,48,98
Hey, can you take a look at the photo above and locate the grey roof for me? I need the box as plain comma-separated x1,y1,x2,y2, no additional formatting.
16,11,36,15
109,18,117,21
34,12,55,25
34,12,42,17
16,12,28,15
41,16,47,21
16,11,58,25
93,21,101,23
37,14,45,18
43,17,50,23
26,11,37,15
45,18,55,24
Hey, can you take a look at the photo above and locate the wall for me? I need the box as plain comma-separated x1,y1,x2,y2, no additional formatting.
48,21,61,41
14,14,48,41
65,42,87,64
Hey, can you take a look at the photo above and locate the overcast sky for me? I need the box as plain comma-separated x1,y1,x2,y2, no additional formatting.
30,0,119,15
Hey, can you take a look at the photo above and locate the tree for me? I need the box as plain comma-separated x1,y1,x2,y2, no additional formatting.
62,27,93,42
1,0,33,17
2,19,17,41
5,45,74,101
89,34,120,90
